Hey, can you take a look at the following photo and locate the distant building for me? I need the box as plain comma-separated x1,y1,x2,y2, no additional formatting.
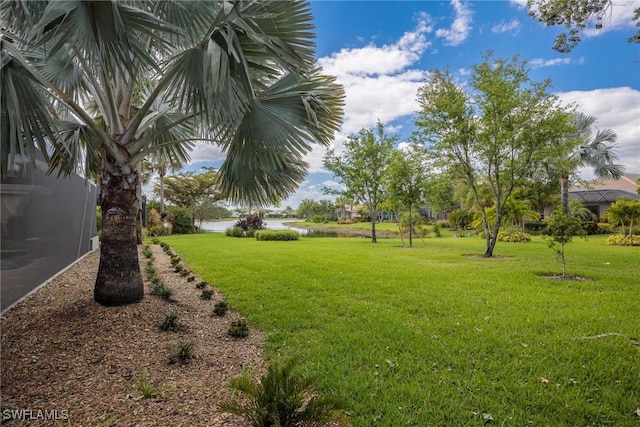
568,173,640,220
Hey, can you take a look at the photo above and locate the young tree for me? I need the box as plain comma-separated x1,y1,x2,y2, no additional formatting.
415,54,573,257
1,1,344,306
323,122,396,243
527,0,640,53
386,143,430,247
544,209,586,278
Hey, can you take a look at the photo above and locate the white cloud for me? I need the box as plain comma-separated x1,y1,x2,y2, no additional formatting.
435,0,473,46
583,1,638,38
557,87,640,177
186,142,226,164
491,19,521,34
509,0,527,9
311,13,433,170
529,57,573,68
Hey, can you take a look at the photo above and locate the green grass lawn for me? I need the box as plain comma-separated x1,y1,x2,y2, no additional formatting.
159,233,639,426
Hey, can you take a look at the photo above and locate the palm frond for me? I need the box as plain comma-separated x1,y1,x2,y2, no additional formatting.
1,37,59,176
48,119,103,179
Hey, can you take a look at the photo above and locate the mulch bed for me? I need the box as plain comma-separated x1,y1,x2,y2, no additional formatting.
1,244,265,426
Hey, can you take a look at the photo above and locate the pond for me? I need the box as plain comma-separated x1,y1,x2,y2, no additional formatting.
199,219,312,235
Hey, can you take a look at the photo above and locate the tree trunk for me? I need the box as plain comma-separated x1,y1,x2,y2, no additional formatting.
94,157,144,306
560,174,570,214
408,206,413,248
371,210,378,243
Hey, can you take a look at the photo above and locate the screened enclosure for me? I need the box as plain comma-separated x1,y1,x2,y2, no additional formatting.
1,152,97,312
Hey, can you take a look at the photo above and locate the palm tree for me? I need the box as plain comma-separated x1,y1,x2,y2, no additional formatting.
558,112,623,214
1,1,344,306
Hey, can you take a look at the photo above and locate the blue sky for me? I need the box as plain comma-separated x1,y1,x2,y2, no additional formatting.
180,0,640,210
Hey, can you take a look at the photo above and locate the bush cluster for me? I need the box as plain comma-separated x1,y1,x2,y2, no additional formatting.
605,234,640,246
255,230,300,241
229,319,249,338
337,217,352,224
582,221,614,235
497,231,532,243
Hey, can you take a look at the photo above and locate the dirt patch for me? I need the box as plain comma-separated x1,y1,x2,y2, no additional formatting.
1,244,265,426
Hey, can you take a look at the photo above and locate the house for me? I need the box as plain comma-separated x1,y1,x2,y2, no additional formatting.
568,173,640,220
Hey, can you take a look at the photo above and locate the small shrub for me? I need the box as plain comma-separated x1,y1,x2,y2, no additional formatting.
212,301,229,317
432,223,441,238
228,319,249,338
187,275,195,282
160,241,171,252
605,234,640,246
145,262,157,276
596,222,614,234
174,264,183,273
151,282,172,300
497,231,532,243
142,245,154,259
171,207,194,234
255,230,300,241
218,358,347,426
201,289,214,300
179,269,190,277
225,226,245,238
195,280,208,289
235,214,266,232
170,256,181,266
159,312,180,331
169,341,195,364
134,368,172,399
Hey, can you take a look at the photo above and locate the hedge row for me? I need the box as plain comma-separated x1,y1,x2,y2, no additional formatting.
255,230,300,241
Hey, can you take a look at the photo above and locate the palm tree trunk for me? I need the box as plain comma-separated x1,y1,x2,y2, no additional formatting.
94,158,144,306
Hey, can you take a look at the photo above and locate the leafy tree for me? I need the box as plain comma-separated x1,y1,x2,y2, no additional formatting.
296,199,335,221
416,54,572,257
606,197,640,236
553,112,623,214
423,172,462,218
386,143,429,247
527,0,640,53
160,168,222,227
544,209,586,278
323,121,396,243
1,1,344,306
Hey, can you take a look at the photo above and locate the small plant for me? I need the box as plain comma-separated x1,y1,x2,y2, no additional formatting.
151,282,173,300
159,311,180,331
133,368,171,399
142,245,154,259
212,301,229,317
174,264,183,273
179,268,190,277
187,275,195,282
200,288,214,300
170,256,181,266
169,341,195,364
218,358,347,427
228,319,249,338
195,280,208,289
543,209,586,277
